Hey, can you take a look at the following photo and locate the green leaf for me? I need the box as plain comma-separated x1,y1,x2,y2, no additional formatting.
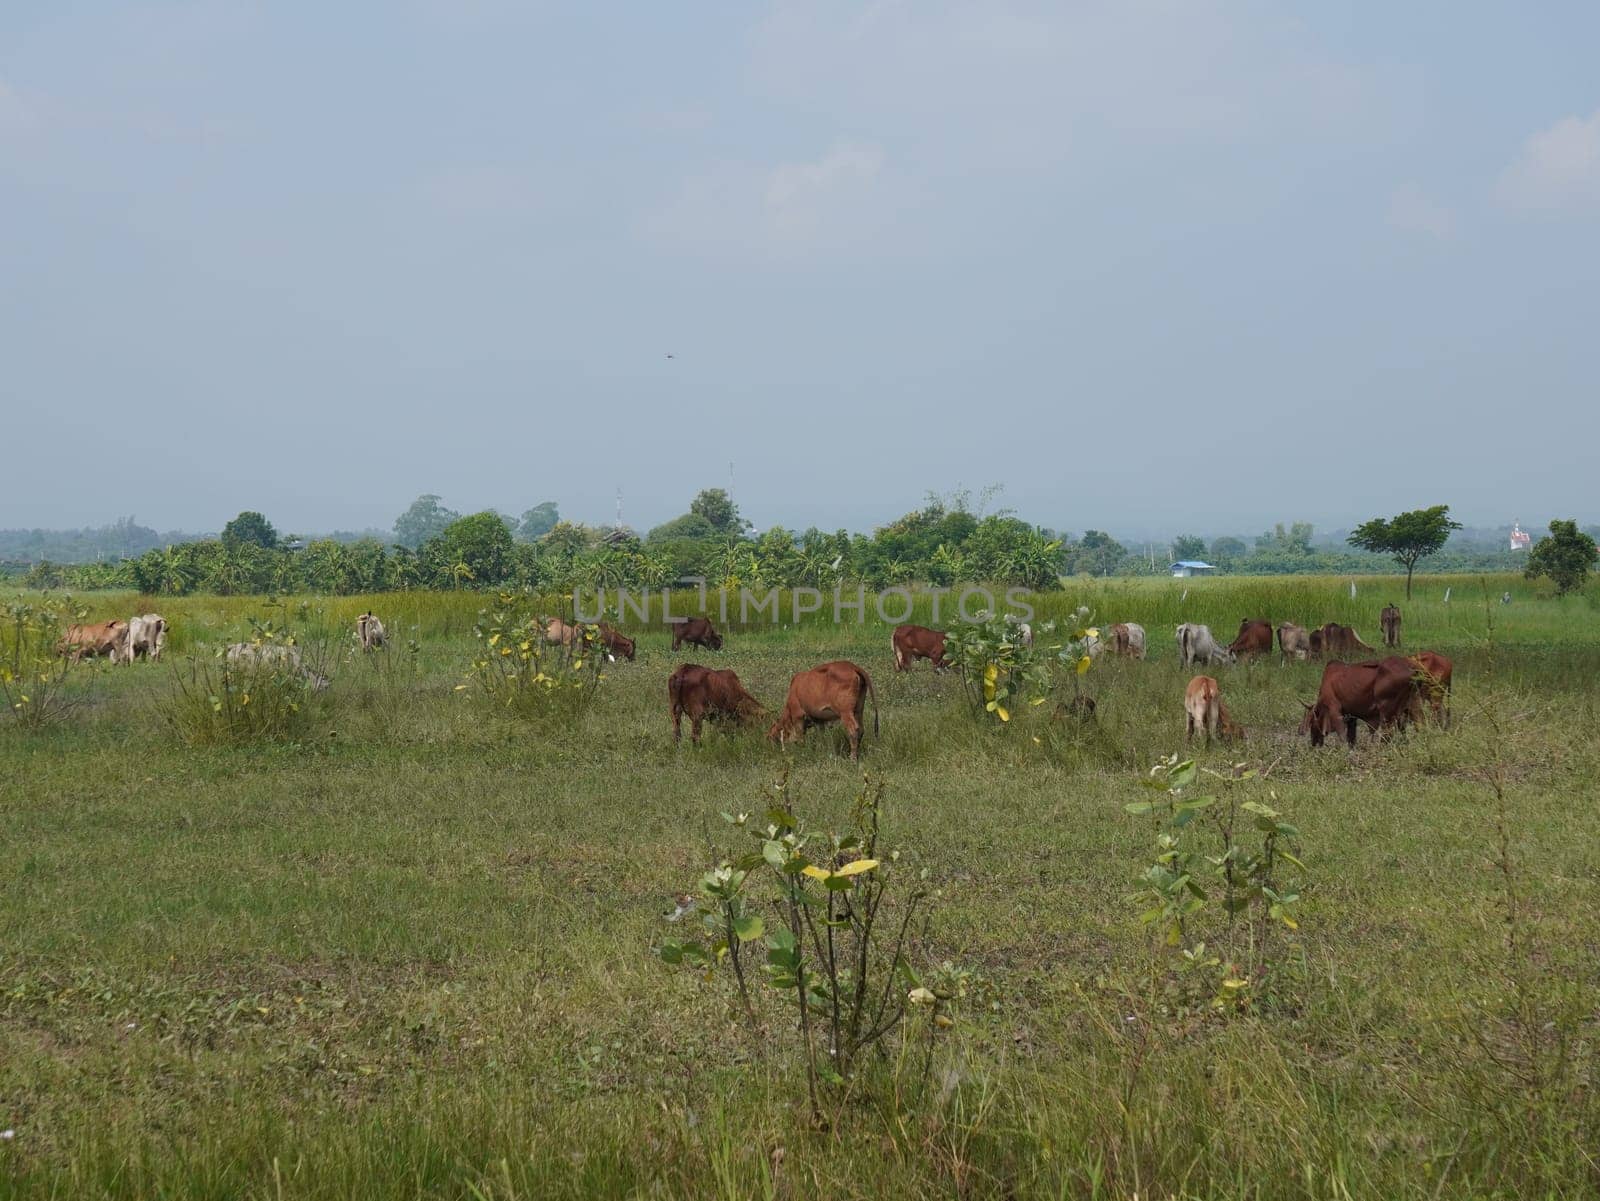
762,840,787,871
1123,800,1156,815
659,942,683,965
732,914,764,942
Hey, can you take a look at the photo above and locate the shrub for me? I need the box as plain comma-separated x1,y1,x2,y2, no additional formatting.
658,773,968,1122
458,594,604,722
158,613,340,746
0,595,89,729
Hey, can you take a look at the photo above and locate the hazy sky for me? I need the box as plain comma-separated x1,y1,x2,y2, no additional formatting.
4,2,1598,539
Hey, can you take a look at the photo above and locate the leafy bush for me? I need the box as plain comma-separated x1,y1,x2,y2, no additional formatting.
158,613,340,746
1124,755,1307,1016
458,594,604,722
0,595,89,729
659,774,966,1121
942,607,1099,723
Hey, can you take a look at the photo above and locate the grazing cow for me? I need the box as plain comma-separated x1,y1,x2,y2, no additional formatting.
1176,623,1235,667
672,616,723,652
124,613,168,663
1228,619,1273,660
768,660,880,761
225,642,330,691
58,620,126,663
1277,622,1311,662
1308,628,1324,657
1093,622,1147,659
1381,603,1402,648
542,617,584,647
1298,656,1419,747
1184,675,1245,745
1053,695,1098,722
1011,619,1034,649
1315,623,1374,658
667,663,764,744
597,622,636,662
1408,650,1453,726
356,612,387,651
892,624,947,671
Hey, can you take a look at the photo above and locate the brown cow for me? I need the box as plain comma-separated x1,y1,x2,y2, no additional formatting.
892,624,947,671
671,616,723,652
1299,656,1419,747
1277,622,1311,662
768,660,879,761
58,620,126,663
668,664,764,744
1184,675,1244,745
1408,650,1452,726
596,622,636,662
1228,619,1273,660
1315,623,1374,658
1381,603,1402,648
542,617,584,647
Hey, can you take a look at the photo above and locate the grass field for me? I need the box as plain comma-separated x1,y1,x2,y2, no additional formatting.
3,574,1597,1199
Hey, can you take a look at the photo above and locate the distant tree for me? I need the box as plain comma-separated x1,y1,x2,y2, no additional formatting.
1524,519,1598,595
393,494,460,550
1172,535,1207,561
432,512,514,586
1347,505,1461,599
647,513,717,542
1209,536,1248,565
540,521,593,557
1071,530,1126,577
221,511,278,550
689,488,747,536
518,501,560,542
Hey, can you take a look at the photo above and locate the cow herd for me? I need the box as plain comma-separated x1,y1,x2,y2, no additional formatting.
54,601,1452,759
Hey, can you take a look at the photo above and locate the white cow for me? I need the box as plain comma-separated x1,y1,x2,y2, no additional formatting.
225,642,330,690
356,611,387,651
1086,622,1147,660
1176,622,1235,667
121,613,168,664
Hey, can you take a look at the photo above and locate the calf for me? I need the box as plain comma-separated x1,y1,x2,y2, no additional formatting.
1380,603,1402,648
671,616,723,652
668,663,763,744
1299,656,1418,747
1228,619,1273,660
58,620,126,663
356,611,387,651
1184,675,1244,745
1277,622,1311,662
768,660,879,762
1094,622,1147,659
1176,623,1235,667
892,624,947,671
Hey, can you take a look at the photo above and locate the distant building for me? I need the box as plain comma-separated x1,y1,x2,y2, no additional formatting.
1169,560,1217,578
1509,521,1531,551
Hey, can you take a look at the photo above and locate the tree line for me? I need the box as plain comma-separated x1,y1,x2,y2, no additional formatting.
5,493,1593,596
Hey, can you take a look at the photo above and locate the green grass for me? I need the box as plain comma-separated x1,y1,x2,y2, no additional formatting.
2,574,1597,1199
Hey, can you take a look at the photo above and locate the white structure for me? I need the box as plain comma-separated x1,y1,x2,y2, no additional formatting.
1510,521,1531,551
1169,560,1217,578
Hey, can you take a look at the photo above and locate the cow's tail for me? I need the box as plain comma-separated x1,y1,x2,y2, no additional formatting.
860,666,879,737
1179,624,1192,665
667,669,683,717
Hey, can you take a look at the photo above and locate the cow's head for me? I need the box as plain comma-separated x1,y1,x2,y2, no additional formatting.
617,637,636,662
767,716,796,745
708,632,724,650
1300,699,1340,746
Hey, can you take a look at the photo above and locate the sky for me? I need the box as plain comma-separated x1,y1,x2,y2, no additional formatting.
4,1,1598,541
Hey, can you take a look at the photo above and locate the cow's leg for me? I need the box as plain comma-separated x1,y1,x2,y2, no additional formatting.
1185,712,1195,743
672,706,683,744
894,645,907,672
1344,716,1360,747
691,713,704,745
841,713,862,761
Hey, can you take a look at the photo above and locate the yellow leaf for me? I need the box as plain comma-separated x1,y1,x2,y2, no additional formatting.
801,864,830,880
1222,978,1249,990
1282,915,1299,930
983,664,998,684
1085,627,1099,638
488,633,501,646
995,705,1010,721
1030,696,1047,705
453,684,468,691
833,858,879,876
1076,656,1091,675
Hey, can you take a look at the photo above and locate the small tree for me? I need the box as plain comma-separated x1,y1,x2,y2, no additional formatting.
1524,519,1598,595
433,512,514,586
1346,505,1461,599
221,511,279,550
1172,535,1207,561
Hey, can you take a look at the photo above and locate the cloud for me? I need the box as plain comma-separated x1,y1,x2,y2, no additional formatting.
421,166,549,218
642,141,895,261
1387,183,1454,239
1497,109,1600,213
